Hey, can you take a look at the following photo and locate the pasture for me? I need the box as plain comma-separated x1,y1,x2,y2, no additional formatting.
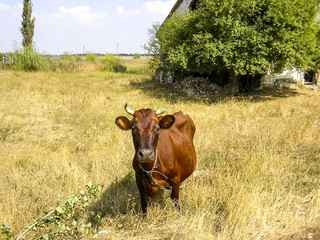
0,59,320,239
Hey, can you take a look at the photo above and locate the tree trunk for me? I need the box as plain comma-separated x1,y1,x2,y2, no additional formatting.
313,70,320,85
228,69,239,95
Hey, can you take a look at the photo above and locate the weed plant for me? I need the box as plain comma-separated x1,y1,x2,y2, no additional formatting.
102,54,127,73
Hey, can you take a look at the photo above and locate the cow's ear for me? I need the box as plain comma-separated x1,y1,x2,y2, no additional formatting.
159,115,175,129
115,116,131,130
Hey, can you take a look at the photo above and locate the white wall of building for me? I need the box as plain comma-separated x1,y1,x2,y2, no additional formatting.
263,69,305,88
175,0,193,12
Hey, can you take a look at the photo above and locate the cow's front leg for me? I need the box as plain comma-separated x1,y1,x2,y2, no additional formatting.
136,175,149,217
170,180,181,211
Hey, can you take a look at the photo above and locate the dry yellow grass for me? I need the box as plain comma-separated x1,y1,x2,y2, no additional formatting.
0,61,320,239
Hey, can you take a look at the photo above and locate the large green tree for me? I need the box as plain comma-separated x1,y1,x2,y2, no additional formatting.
20,0,35,48
157,0,319,92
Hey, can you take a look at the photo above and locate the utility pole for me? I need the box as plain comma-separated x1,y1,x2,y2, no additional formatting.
116,43,119,57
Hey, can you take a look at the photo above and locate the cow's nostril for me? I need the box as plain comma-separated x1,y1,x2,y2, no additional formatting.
139,150,144,158
138,149,154,160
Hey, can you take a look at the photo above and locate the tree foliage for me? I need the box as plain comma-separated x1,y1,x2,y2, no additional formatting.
21,0,35,48
144,23,162,72
102,54,127,72
12,46,45,71
310,24,320,70
157,0,319,79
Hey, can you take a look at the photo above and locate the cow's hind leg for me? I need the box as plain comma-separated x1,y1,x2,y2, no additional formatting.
170,180,181,211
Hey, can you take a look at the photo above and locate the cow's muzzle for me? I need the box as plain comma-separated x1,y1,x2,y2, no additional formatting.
138,148,155,162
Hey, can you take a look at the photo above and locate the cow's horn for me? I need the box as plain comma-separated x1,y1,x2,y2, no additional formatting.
156,109,166,115
124,103,135,115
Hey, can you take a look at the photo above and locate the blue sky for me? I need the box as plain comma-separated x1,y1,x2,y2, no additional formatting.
0,0,176,55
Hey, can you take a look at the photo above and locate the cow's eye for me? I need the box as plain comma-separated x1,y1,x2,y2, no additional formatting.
152,127,160,133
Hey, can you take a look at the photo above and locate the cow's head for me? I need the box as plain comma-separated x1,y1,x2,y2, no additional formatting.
115,103,175,163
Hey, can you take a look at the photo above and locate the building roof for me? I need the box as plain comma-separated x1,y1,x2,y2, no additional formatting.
165,0,200,22
163,0,183,22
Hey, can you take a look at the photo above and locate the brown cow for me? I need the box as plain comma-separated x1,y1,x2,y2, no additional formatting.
115,103,197,217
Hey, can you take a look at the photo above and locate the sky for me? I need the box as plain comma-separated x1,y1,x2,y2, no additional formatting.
0,0,176,55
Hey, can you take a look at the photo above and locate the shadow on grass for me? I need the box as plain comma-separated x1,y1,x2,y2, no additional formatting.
130,78,302,105
89,171,165,225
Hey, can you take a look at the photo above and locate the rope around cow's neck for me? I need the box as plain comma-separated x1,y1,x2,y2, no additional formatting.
138,150,172,190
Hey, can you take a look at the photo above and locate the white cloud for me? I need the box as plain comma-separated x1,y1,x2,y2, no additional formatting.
142,0,176,17
116,6,140,16
0,3,9,11
0,3,23,18
117,0,175,21
0,3,22,11
56,6,106,27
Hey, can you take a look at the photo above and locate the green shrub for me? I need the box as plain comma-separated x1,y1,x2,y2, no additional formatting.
113,63,127,73
1,224,11,239
0,53,5,70
16,183,102,240
133,53,141,59
102,54,126,73
61,52,75,61
12,46,45,71
74,55,83,62
43,53,79,72
85,53,97,62
44,57,78,72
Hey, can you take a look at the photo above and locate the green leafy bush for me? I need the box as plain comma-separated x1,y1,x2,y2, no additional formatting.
74,55,83,62
45,53,80,72
61,52,75,61
12,46,45,71
16,183,102,240
133,53,141,59
102,54,126,73
1,224,12,239
46,58,78,72
85,53,98,62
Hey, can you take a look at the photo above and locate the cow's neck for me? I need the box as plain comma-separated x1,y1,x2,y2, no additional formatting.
138,152,172,190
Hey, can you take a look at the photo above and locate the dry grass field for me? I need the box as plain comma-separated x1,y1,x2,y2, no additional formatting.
0,59,320,239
